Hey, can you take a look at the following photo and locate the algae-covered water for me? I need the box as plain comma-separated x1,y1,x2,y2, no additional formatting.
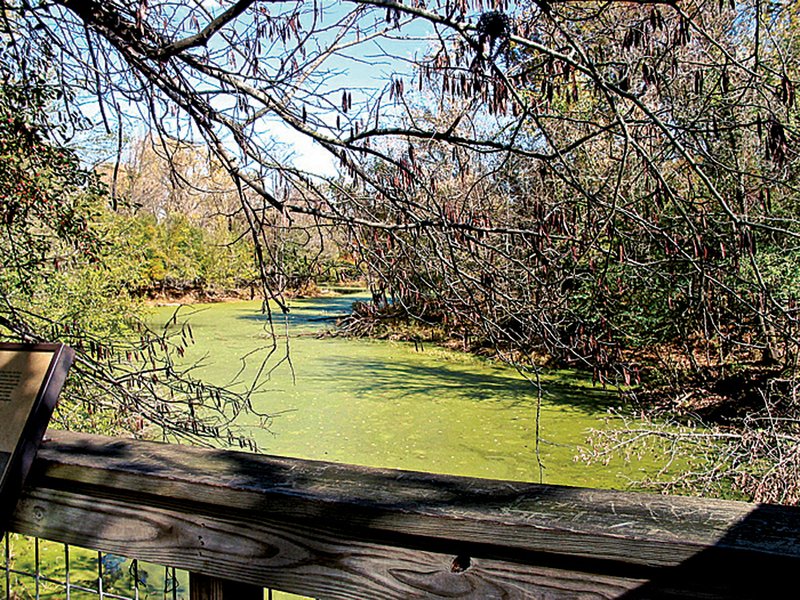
8,293,661,600
152,293,651,489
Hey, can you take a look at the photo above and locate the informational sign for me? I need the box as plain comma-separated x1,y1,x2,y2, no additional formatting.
0,343,74,530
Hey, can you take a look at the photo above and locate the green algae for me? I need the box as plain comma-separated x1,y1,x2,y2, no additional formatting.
8,293,669,600
152,293,659,489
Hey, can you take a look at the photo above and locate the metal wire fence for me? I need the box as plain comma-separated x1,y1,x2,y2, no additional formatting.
3,533,189,600
2,533,310,599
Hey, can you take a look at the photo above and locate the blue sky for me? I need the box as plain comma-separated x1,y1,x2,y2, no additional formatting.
64,1,456,179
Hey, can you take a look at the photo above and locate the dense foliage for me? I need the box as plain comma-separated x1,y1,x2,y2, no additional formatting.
3,0,800,501
347,1,800,372
108,212,255,297
0,77,134,432
0,78,270,444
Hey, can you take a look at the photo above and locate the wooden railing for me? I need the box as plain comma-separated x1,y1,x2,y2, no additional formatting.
9,431,800,599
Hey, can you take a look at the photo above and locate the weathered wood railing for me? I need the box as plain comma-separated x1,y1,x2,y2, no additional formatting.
9,431,800,599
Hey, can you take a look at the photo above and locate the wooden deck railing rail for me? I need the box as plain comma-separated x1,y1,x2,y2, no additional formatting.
9,431,800,599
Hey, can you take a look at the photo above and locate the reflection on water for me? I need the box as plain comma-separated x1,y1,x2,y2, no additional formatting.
153,293,654,488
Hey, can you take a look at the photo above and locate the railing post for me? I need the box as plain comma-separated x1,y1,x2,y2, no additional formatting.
190,572,263,600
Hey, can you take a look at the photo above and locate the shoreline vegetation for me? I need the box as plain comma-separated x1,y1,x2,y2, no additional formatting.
4,0,800,506
154,284,790,436
329,295,797,501
331,297,762,420
142,281,789,503
166,285,783,448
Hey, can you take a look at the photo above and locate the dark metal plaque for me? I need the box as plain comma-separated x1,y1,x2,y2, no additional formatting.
0,343,74,530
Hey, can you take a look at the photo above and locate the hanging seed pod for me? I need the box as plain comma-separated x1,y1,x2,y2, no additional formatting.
676,16,691,46
778,75,795,107
766,118,788,164
650,8,664,30
694,70,704,94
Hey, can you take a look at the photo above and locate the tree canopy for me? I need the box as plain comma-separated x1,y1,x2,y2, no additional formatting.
2,0,800,498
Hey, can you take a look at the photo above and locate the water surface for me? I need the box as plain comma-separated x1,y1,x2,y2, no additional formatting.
154,293,651,489
9,294,662,600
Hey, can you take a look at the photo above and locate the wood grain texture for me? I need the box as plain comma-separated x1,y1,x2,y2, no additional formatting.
9,431,800,599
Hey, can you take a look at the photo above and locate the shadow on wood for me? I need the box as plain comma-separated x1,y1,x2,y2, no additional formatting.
9,431,800,599
190,573,262,600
